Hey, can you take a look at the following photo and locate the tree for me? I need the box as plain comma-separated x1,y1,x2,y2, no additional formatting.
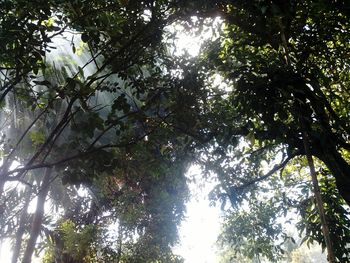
0,1,195,262
191,0,350,261
1,0,350,262
194,0,350,205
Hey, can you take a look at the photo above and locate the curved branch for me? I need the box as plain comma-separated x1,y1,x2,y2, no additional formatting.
237,152,300,190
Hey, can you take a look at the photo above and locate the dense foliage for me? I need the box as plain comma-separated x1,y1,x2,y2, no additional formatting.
0,0,350,262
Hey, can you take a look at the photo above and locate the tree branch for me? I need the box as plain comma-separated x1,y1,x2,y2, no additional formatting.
3,129,154,180
236,152,300,190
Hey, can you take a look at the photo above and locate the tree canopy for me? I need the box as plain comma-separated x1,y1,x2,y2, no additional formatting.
1,0,350,262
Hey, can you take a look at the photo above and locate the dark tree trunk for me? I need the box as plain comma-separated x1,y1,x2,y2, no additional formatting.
22,168,52,263
0,160,11,198
317,147,350,207
306,128,350,206
303,132,335,262
294,83,350,207
12,192,31,263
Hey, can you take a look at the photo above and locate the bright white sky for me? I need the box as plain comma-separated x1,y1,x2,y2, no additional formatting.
174,166,222,263
0,239,11,262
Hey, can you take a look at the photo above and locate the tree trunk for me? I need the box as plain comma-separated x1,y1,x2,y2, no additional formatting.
12,193,31,263
0,160,11,198
21,168,52,263
0,179,4,199
303,132,335,263
315,143,350,207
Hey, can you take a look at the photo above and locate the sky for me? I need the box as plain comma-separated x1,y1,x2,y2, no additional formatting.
174,166,222,263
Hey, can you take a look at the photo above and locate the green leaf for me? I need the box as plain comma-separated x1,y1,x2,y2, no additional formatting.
29,131,45,146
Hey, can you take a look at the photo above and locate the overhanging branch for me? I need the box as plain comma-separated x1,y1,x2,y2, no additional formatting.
236,152,300,190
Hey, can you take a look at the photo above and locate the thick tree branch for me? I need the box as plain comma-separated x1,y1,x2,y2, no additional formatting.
237,152,299,189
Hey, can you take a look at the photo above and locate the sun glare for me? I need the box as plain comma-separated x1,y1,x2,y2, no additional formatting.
166,17,222,57
174,166,222,263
